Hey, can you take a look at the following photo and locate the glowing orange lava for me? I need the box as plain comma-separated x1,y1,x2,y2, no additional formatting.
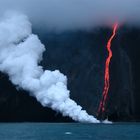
98,23,118,115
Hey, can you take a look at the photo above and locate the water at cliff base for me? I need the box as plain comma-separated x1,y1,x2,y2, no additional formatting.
0,123,139,140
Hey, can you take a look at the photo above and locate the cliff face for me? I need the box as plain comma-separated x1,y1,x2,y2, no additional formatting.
0,27,139,122
119,27,140,121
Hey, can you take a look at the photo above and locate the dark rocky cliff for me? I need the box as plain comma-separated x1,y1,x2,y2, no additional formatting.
0,26,139,122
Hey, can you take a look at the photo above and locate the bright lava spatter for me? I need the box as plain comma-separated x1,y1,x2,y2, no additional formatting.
98,23,118,115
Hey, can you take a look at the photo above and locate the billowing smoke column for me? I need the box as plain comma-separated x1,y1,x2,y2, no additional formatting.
98,23,118,116
0,12,99,123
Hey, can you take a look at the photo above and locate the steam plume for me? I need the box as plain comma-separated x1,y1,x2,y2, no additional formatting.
0,12,99,123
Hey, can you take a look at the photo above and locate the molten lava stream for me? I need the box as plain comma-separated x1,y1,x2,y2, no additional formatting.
98,23,118,117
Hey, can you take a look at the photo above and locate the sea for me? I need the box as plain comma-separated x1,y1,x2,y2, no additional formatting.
0,123,139,140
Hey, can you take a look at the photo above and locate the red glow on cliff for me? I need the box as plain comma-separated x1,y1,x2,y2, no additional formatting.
98,23,118,115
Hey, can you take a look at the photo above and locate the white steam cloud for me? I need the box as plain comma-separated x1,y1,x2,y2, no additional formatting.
0,12,99,123
0,0,138,123
0,0,140,31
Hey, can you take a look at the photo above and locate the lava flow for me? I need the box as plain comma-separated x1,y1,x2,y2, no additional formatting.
98,23,118,116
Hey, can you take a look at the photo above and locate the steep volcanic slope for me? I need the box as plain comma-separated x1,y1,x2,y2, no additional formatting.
119,27,140,121
0,27,139,122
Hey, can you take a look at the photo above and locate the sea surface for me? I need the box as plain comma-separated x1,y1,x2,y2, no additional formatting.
0,123,139,140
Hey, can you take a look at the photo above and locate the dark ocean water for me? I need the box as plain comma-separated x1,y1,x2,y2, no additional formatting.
0,123,139,140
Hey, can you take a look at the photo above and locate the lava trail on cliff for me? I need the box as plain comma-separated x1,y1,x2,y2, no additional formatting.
98,23,118,117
